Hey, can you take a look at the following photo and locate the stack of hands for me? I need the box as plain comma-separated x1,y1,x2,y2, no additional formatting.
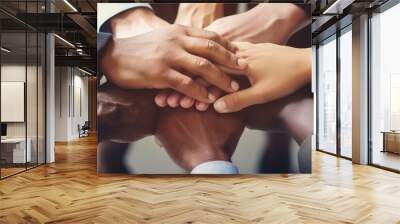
99,3,312,173
102,3,311,114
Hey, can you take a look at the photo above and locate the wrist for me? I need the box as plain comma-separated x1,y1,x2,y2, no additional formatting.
183,148,230,170
111,8,167,38
176,3,224,28
251,4,308,44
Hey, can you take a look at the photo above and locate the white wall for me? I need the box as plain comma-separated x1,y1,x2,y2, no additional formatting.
1,65,38,138
54,67,89,141
1,63,46,164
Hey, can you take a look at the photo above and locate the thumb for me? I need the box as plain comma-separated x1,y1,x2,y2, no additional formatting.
213,86,260,113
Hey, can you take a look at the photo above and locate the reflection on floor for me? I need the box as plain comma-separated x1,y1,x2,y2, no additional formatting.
0,163,43,178
373,150,400,171
1,167,25,177
0,135,400,223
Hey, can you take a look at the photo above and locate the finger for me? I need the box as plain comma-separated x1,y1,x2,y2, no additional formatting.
182,36,246,70
175,53,239,93
232,41,253,50
154,90,170,107
184,26,237,53
195,77,210,87
219,59,248,76
213,86,262,113
165,70,212,103
235,51,251,59
167,92,182,108
208,86,224,101
193,78,212,111
180,96,195,108
179,77,207,108
195,101,210,111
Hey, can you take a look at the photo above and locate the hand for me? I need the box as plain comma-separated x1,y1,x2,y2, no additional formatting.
155,3,225,111
110,7,169,38
155,3,309,110
101,25,247,103
243,87,313,144
213,42,311,113
154,77,225,111
155,108,244,171
97,83,158,143
206,3,309,44
175,3,224,28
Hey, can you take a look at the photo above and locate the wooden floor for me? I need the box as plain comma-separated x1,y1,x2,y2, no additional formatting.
1,135,400,224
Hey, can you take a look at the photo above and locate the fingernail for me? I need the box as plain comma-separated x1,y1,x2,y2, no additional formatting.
208,92,217,102
197,102,209,111
181,98,193,108
231,44,238,52
214,99,227,113
154,96,166,107
237,58,247,69
230,81,239,91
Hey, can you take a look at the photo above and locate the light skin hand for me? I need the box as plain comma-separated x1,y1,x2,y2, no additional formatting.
213,42,312,113
206,3,309,44
101,24,247,104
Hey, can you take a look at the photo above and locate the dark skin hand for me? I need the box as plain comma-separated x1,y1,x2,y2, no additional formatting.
98,83,312,171
101,24,246,103
155,107,244,171
97,83,158,143
243,86,313,144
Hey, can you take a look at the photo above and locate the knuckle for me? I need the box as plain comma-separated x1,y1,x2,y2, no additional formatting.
166,33,182,43
207,40,217,51
165,72,180,87
194,57,210,69
178,77,192,90
166,73,192,91
225,51,236,63
171,24,185,33
206,31,218,41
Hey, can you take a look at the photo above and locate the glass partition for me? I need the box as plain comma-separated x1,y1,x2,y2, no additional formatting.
1,29,28,178
0,1,46,179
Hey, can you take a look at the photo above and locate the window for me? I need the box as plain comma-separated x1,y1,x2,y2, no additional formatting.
370,2,400,171
339,26,352,158
317,35,337,154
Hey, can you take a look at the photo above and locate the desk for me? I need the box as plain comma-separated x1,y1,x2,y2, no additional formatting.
1,138,31,163
381,131,400,154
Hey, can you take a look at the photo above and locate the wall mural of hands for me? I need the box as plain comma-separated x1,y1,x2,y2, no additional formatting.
97,3,313,174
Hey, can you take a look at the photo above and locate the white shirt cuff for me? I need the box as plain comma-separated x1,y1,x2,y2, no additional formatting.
190,161,239,174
